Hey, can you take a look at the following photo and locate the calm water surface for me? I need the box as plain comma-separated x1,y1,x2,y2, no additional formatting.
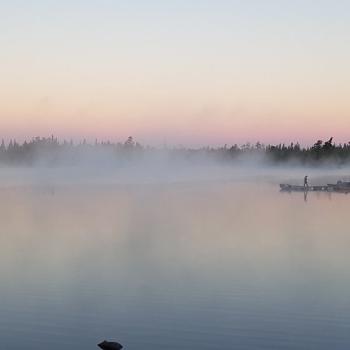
1,181,350,349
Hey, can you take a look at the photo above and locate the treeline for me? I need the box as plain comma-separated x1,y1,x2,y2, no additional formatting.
0,136,143,165
265,137,350,164
0,136,350,166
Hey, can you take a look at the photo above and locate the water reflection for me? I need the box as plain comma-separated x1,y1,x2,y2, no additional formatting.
0,182,350,349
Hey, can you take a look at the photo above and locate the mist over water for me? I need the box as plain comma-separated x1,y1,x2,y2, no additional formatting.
1,151,350,187
2,0,350,347
1,161,350,350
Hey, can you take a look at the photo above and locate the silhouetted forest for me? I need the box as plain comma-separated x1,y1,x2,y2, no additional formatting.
0,136,349,166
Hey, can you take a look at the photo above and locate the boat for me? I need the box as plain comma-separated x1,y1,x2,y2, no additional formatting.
280,179,350,193
327,181,350,193
280,184,329,192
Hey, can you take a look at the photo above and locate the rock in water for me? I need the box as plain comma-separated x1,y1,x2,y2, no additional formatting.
98,340,123,350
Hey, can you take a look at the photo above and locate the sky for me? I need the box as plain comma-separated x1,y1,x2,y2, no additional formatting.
0,0,349,146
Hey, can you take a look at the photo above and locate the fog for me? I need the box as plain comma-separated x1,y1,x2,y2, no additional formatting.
2,143,350,350
1,162,350,350
1,135,350,189
1,148,350,189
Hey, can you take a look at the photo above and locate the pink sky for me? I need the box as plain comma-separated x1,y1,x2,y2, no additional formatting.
1,1,349,147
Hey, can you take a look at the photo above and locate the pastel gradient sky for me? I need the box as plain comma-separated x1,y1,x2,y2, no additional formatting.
1,0,349,146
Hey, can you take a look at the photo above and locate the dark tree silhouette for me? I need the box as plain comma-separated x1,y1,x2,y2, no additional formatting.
0,136,349,166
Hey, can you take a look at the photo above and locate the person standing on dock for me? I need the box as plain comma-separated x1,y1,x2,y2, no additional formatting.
304,175,308,189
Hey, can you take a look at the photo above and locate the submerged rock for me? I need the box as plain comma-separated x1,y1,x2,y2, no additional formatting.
98,340,123,350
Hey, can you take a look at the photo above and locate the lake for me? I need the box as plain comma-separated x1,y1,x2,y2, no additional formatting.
1,173,350,349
